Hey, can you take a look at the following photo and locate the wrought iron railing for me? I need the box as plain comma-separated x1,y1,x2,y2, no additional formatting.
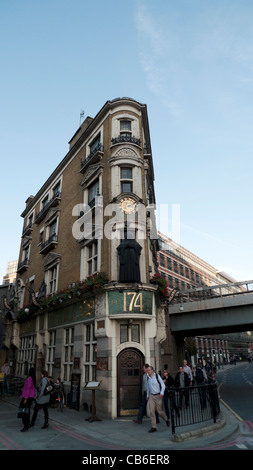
80,143,104,171
35,191,61,223
40,234,58,253
168,382,220,434
111,135,141,146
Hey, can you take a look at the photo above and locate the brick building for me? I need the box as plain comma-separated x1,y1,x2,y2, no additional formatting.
4,98,174,418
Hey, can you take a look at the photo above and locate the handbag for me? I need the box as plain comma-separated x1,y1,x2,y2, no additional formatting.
17,407,30,418
43,382,54,395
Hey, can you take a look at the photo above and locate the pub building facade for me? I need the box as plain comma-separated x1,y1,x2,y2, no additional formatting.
5,98,182,418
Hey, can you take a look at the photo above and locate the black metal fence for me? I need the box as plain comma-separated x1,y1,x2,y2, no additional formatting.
168,382,220,434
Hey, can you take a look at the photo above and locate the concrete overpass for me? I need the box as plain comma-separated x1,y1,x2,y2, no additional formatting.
168,280,253,336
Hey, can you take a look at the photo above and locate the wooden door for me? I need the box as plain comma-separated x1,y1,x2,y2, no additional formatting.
117,348,143,416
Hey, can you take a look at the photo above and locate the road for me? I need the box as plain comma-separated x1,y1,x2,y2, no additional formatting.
194,361,253,450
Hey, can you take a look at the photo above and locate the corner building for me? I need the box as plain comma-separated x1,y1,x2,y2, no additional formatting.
13,98,170,418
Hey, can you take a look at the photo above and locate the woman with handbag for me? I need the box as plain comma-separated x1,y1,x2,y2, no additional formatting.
18,367,37,432
29,370,51,429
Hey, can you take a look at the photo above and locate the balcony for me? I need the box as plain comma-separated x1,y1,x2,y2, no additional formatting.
80,143,104,173
111,135,141,146
22,221,33,237
35,192,61,224
17,258,29,273
40,234,58,254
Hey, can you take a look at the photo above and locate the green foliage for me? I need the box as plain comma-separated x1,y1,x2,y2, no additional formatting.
150,272,169,300
17,272,107,323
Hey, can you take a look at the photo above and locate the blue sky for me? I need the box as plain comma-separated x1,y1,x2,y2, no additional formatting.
1,0,253,283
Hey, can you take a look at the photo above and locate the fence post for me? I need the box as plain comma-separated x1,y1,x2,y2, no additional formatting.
209,382,219,423
170,404,176,434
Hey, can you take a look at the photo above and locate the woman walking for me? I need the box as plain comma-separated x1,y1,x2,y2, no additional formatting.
19,367,37,432
30,370,51,429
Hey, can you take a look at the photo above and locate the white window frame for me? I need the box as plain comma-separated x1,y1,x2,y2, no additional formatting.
47,330,56,376
63,327,74,382
80,239,101,280
84,322,97,382
17,335,36,376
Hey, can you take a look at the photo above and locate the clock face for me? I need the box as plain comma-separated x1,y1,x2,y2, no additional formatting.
119,197,137,214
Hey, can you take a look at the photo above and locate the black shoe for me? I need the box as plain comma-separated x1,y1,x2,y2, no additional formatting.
41,423,48,429
29,423,34,428
166,420,170,427
20,427,28,432
148,427,157,433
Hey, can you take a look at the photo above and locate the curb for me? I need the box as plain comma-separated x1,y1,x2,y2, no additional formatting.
172,415,226,442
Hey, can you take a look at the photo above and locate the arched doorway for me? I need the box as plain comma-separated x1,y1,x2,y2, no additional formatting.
117,348,143,416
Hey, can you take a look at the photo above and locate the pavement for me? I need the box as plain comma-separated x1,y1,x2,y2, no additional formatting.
0,363,242,450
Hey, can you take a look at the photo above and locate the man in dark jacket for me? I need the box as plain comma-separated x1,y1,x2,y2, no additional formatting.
175,366,191,409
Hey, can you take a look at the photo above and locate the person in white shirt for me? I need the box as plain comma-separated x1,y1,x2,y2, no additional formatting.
146,366,170,433
183,359,193,386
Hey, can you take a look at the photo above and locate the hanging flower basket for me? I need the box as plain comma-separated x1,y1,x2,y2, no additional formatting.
150,273,169,301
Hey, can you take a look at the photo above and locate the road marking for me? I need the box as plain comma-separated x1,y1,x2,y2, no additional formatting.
0,431,24,450
236,443,247,449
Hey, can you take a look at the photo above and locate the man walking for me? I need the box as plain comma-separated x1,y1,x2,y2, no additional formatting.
175,366,191,409
133,363,149,424
146,366,170,433
183,359,193,386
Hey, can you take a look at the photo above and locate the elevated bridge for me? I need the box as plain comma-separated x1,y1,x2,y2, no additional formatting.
168,280,253,336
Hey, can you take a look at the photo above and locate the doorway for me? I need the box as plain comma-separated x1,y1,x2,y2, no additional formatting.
117,348,143,416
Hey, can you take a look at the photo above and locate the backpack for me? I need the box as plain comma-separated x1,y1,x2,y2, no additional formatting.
43,379,54,395
195,367,204,384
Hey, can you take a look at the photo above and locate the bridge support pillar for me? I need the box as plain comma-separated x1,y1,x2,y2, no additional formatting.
159,332,185,376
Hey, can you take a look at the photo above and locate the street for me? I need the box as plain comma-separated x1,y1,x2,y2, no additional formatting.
193,361,253,450
0,362,252,457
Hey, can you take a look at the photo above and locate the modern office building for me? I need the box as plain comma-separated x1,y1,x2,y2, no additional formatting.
157,232,253,365
2,260,17,285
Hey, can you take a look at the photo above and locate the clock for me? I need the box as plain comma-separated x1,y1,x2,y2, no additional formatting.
119,197,137,214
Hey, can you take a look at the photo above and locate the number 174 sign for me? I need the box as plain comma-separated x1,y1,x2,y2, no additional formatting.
108,290,153,315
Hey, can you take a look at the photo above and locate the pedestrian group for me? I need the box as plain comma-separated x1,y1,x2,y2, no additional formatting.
133,358,213,433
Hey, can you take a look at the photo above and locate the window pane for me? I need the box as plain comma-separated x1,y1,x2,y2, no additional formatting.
120,120,131,132
121,167,132,179
88,180,99,202
131,324,140,343
121,182,132,193
120,324,128,343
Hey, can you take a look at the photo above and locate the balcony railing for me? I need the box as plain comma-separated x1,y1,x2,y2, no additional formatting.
111,135,141,146
80,143,104,173
17,258,29,273
22,221,33,237
35,191,61,224
40,234,58,254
